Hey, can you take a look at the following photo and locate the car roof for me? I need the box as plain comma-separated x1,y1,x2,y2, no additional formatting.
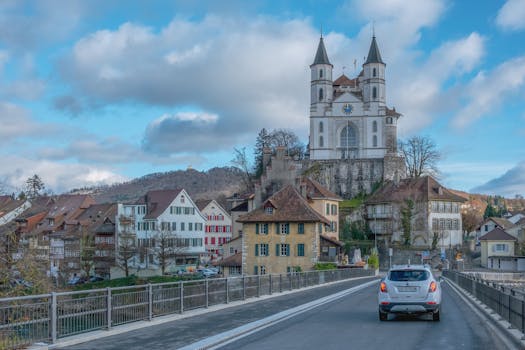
389,264,431,271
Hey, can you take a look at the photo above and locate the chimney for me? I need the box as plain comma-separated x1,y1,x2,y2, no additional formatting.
262,147,272,168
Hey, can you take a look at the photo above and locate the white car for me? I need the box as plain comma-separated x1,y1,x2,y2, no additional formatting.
378,264,441,321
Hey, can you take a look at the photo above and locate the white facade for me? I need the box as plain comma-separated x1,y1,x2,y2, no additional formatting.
116,189,206,273
309,36,400,161
199,200,232,261
428,201,463,247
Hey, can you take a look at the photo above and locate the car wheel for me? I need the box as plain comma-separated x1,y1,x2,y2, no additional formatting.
379,310,388,321
432,309,440,321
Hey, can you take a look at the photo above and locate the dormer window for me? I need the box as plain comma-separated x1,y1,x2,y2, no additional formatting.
265,206,273,215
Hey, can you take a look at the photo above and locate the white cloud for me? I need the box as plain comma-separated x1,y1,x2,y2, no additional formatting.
471,161,525,197
452,55,525,129
496,0,525,31
0,102,59,141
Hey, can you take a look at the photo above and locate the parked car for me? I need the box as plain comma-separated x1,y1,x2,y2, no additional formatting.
67,275,85,286
378,264,441,321
196,268,218,278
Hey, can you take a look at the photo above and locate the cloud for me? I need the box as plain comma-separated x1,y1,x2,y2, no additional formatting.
496,0,525,31
0,154,128,194
53,95,84,115
451,55,525,129
0,102,60,142
471,161,525,197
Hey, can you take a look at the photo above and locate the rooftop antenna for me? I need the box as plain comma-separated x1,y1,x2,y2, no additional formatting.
372,19,376,37
320,24,323,38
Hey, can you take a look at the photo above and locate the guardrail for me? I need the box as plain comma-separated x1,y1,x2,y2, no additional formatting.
0,268,373,349
443,270,525,333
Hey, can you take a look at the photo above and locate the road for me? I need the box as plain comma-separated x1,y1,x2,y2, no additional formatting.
61,277,508,350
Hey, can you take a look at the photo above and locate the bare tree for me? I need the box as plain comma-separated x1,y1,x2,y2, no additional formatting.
399,136,441,178
153,226,188,275
80,229,96,278
116,232,137,277
231,147,254,191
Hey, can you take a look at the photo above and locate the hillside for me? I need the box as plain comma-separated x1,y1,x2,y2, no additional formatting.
71,167,245,207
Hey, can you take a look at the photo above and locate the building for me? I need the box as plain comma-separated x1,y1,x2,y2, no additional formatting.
479,228,517,268
365,176,466,248
477,217,517,242
237,185,337,275
115,189,205,277
216,235,243,277
196,199,232,263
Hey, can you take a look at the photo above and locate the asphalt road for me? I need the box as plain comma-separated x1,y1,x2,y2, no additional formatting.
61,277,507,350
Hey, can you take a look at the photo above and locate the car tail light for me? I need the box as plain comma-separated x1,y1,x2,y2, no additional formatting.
380,281,387,293
428,281,437,293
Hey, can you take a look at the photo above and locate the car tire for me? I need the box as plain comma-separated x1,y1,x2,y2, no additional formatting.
432,309,440,321
379,310,388,321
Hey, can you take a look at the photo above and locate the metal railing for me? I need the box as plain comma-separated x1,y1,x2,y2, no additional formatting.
0,268,373,349
443,270,525,333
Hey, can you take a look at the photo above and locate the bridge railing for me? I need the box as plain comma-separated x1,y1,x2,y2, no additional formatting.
0,268,373,349
443,270,525,333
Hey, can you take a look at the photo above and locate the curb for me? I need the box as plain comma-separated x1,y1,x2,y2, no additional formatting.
444,277,525,350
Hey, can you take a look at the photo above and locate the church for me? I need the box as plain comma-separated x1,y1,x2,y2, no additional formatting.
309,35,401,161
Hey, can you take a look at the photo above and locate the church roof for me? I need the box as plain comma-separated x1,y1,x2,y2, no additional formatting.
311,37,332,66
333,74,357,87
386,107,402,116
365,36,384,65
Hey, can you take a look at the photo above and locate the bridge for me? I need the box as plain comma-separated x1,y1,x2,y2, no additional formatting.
2,269,525,349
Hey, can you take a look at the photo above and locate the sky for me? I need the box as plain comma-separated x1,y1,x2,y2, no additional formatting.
1,0,525,198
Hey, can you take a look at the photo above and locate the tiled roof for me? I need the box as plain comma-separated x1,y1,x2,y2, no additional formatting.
301,177,342,201
386,107,402,116
237,185,329,224
321,234,344,247
136,189,183,219
195,199,212,211
333,74,356,87
514,217,525,226
73,203,117,233
479,227,516,241
216,252,242,267
489,217,515,229
231,201,248,212
366,176,466,204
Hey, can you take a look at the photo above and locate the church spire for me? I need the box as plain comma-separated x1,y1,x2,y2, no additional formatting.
365,36,384,65
312,36,332,66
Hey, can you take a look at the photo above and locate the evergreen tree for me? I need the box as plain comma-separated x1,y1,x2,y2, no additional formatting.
24,174,45,199
254,128,270,177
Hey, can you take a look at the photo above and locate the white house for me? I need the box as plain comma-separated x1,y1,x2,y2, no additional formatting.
196,199,232,263
116,189,205,276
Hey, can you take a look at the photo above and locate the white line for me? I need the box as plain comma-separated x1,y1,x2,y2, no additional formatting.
178,279,378,350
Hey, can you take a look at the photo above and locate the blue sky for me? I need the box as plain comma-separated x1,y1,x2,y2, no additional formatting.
1,0,525,197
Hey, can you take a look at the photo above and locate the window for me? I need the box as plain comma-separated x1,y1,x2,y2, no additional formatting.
387,117,392,124
261,223,269,234
340,125,357,147
331,204,337,215
326,203,330,215
319,88,323,101
372,87,377,99
319,136,324,147
319,122,323,133
265,206,273,214
172,222,177,231
260,243,269,256
180,222,185,231
276,244,290,256
297,243,305,257
373,67,377,77
180,195,185,203
254,265,258,275
453,219,459,230
298,223,305,234
373,135,377,147
260,266,267,275
493,244,508,252
189,223,193,231
318,223,323,233
432,218,438,230
280,223,290,234
372,120,377,132
319,69,323,79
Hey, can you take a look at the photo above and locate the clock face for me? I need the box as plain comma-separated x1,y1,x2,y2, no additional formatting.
343,103,353,114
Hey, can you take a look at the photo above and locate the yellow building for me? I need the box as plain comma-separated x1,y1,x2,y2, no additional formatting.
479,228,516,268
237,185,335,275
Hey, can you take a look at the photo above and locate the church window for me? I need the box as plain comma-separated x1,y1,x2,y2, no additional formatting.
372,121,377,132
319,88,324,101
340,125,357,148
373,68,377,77
387,117,392,124
319,69,324,79
319,121,323,133
372,87,377,99
319,136,324,147
373,135,377,147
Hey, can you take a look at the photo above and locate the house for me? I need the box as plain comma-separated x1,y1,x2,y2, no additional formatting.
365,176,466,247
196,199,232,263
237,185,335,275
479,227,517,268
115,189,206,277
0,196,32,226
228,193,255,239
477,217,521,243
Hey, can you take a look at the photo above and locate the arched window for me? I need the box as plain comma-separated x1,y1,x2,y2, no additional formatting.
319,69,324,79
386,117,392,124
372,87,377,99
372,121,377,132
319,88,324,101
373,68,377,77
319,136,324,147
340,125,357,148
319,121,323,133
373,135,377,147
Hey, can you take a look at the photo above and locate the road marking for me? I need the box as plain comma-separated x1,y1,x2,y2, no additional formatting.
178,279,379,350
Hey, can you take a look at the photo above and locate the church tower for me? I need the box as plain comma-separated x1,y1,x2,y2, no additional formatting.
362,36,386,107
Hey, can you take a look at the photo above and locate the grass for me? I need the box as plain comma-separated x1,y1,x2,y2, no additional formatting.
340,198,364,209
72,274,203,291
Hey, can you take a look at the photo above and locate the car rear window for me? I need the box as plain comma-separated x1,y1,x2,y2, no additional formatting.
389,270,429,281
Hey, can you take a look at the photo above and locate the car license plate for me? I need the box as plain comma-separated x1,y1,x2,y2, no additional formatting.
398,286,417,292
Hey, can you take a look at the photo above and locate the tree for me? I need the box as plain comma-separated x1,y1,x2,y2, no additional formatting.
116,232,137,277
231,147,254,191
80,230,96,278
401,199,414,246
254,128,271,177
153,228,185,275
462,209,482,238
24,174,46,199
399,136,441,178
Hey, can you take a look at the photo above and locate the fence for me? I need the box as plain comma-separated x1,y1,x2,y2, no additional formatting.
0,268,373,349
443,270,525,333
